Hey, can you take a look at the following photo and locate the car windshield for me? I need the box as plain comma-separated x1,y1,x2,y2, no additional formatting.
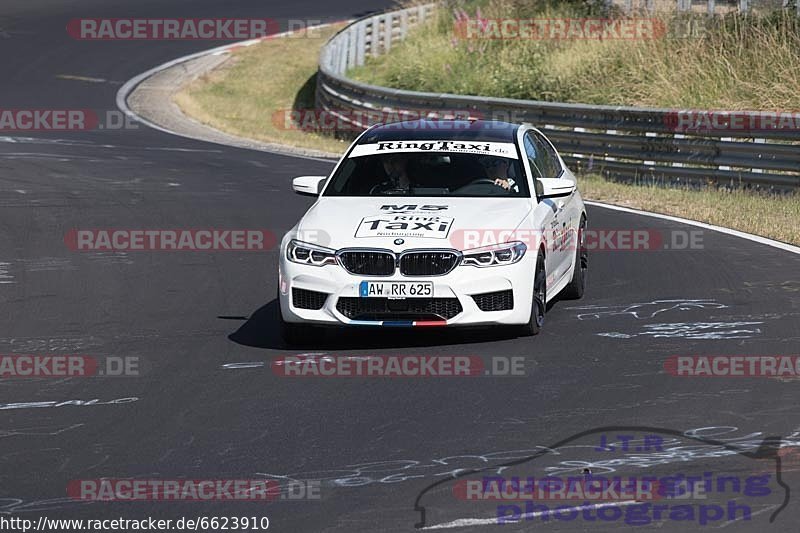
323,143,529,197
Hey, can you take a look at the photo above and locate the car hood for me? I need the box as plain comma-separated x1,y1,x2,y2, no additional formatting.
296,197,532,251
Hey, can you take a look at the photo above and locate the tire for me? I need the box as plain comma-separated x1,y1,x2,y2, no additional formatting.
278,290,313,347
279,315,307,347
562,217,587,300
519,249,546,337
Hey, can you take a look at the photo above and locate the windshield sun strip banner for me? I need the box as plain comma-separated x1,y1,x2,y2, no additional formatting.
348,140,519,159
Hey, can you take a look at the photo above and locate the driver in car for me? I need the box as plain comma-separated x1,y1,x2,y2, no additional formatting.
371,153,413,194
479,156,518,192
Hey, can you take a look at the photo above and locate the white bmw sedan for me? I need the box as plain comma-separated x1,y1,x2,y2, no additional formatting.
277,120,587,344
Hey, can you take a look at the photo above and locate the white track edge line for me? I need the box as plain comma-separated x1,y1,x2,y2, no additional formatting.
115,23,344,163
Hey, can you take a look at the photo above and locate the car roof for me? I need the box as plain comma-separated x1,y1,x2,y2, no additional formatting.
358,120,522,144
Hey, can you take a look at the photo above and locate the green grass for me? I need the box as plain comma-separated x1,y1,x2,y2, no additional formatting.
175,24,350,154
350,1,800,109
580,174,800,245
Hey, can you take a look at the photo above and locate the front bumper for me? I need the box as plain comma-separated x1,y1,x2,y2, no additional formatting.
278,251,535,327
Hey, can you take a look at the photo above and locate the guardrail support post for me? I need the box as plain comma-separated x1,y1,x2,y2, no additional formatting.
356,21,366,65
384,14,393,53
644,132,657,166
339,31,348,75
753,138,765,174
718,137,733,170
672,134,685,167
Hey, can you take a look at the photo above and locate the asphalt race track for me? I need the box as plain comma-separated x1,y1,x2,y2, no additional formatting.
1,1,800,531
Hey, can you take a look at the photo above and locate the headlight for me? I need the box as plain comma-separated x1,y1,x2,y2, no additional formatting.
461,241,527,267
286,239,337,266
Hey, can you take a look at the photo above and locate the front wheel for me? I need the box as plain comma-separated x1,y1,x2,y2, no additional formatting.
278,291,315,347
279,316,307,347
562,216,587,300
519,250,546,337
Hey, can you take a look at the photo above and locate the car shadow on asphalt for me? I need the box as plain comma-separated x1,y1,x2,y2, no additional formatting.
226,299,527,350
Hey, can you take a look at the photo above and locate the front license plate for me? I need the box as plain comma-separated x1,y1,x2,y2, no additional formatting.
359,281,433,298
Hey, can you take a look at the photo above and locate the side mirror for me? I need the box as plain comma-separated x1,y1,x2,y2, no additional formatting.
536,178,576,199
292,175,327,196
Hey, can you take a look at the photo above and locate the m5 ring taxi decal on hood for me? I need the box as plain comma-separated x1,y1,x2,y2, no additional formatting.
348,140,519,158
355,214,455,239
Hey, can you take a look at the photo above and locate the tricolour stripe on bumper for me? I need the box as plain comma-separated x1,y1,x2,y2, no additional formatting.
347,319,447,327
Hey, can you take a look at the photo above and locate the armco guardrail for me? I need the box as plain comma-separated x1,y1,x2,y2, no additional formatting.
316,4,800,189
